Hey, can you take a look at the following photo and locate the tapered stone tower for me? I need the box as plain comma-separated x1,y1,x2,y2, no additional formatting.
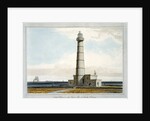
76,31,85,86
68,31,101,87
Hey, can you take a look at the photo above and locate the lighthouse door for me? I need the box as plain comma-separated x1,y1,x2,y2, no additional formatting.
83,79,84,85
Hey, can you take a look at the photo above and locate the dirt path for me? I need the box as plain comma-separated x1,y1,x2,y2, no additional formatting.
48,88,73,93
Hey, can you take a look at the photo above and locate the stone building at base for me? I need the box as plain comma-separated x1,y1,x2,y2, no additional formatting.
68,74,102,87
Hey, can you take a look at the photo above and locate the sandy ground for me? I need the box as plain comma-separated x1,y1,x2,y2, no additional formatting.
28,87,122,93
28,88,66,93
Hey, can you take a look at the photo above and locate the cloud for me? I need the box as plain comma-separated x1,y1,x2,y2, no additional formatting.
84,49,122,68
27,49,123,81
28,52,76,69
55,27,123,44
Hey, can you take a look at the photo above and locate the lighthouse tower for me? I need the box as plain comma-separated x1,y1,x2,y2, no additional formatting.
68,31,101,87
76,31,85,86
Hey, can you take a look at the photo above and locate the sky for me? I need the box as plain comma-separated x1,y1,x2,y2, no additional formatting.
26,25,124,82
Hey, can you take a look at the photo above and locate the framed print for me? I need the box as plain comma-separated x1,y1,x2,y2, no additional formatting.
8,8,142,113
23,22,127,98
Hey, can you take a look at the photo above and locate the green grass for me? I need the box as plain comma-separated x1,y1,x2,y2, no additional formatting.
28,87,65,93
28,86,123,93
63,88,122,93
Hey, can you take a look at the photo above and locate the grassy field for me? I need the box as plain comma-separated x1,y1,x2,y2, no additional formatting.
28,86,122,93
63,88,122,93
28,87,65,93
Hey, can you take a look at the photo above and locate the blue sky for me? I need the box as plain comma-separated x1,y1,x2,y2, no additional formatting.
26,27,123,81
27,28,76,65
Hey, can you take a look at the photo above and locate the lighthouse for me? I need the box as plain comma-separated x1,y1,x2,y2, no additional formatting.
68,31,101,87
76,31,85,86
